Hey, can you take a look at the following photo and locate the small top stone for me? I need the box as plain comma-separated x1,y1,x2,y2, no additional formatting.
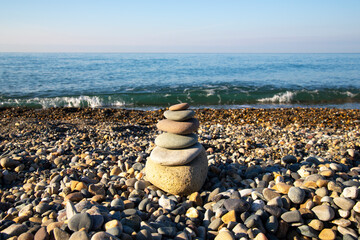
169,103,189,111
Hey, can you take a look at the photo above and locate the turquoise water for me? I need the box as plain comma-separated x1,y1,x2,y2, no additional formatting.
0,53,359,109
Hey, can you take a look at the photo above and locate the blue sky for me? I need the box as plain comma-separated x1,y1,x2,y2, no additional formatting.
1,1,359,53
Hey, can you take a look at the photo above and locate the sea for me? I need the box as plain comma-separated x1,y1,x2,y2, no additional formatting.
0,53,359,110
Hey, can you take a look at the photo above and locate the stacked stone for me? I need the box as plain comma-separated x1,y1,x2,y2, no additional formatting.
145,103,208,195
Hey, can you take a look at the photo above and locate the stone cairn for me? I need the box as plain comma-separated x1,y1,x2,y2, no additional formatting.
145,103,208,195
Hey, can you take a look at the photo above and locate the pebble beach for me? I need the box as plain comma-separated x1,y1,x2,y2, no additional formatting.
0,107,359,240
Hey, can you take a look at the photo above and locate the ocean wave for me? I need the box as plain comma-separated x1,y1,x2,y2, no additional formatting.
0,96,126,108
258,91,296,103
1,88,359,109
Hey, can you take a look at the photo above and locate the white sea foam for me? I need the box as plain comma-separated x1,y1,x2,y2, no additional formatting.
0,96,125,108
37,96,103,108
111,101,126,107
341,91,357,97
258,91,296,103
217,94,222,104
205,89,215,97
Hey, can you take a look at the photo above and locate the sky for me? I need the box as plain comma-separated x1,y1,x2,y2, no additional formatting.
0,1,360,53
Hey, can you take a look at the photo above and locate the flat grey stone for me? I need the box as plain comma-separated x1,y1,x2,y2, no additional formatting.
66,201,77,220
333,197,355,210
69,231,90,240
297,225,318,238
155,133,198,149
68,213,92,232
164,110,195,121
90,231,118,240
54,228,70,240
150,142,203,166
208,218,223,231
223,199,250,213
106,227,123,237
35,202,51,214
1,224,28,238
311,205,335,221
281,210,302,223
288,187,305,204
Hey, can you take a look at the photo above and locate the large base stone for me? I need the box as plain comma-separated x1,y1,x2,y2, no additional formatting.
145,149,208,195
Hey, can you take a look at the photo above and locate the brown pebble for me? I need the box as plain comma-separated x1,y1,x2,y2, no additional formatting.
34,227,49,240
189,192,203,206
18,232,34,240
169,103,189,111
221,210,237,224
319,228,336,240
91,195,105,202
157,118,199,135
64,192,83,202
105,219,122,230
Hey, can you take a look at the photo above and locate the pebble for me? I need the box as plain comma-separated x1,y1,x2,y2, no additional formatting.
0,107,359,240
68,213,92,232
158,195,176,211
69,230,90,240
297,225,318,238
215,229,235,240
308,219,324,231
333,197,355,211
353,201,360,213
169,102,189,111
265,215,278,233
155,132,198,149
263,205,282,217
106,227,122,237
34,227,49,240
280,210,302,223
18,232,35,240
0,157,19,169
164,110,195,121
319,228,337,240
263,188,281,201
311,205,335,221
158,227,177,238
145,149,208,195
223,198,250,213
90,231,118,240
156,118,199,135
288,187,305,204
342,186,359,199
221,210,237,224
150,143,203,166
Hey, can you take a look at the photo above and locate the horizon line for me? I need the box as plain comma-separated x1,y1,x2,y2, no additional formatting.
1,51,360,54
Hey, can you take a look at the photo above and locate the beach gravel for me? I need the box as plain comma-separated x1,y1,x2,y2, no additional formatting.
0,107,359,239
